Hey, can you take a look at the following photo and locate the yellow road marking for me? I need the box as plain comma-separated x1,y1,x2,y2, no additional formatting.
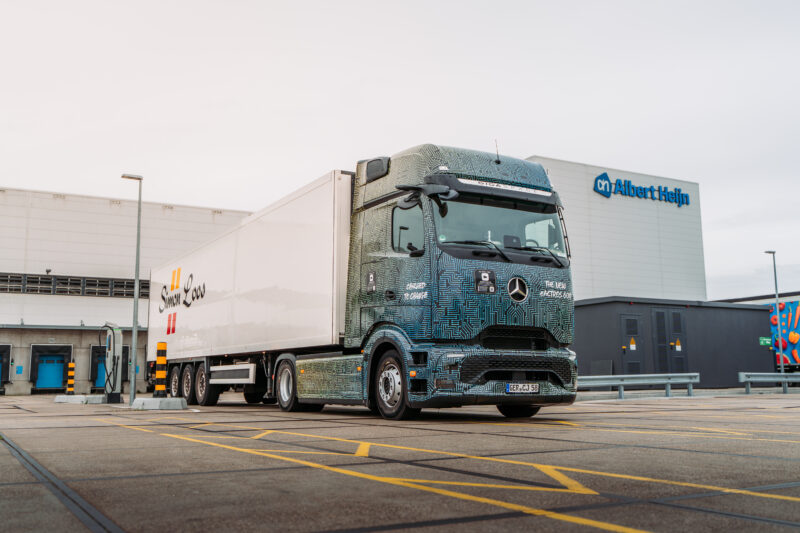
162,433,644,533
97,419,800,505
354,442,371,457
251,430,275,439
475,421,800,444
554,465,800,503
389,478,590,493
94,418,153,433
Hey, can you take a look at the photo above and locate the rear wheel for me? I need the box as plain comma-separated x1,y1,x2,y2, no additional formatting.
497,404,540,418
181,365,197,405
195,364,220,406
275,360,301,411
243,391,263,404
169,366,181,398
374,350,419,420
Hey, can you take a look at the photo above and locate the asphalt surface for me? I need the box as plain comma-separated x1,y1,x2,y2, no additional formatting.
1,392,799,532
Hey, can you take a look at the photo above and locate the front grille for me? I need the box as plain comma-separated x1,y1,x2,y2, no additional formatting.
460,356,572,386
477,326,554,351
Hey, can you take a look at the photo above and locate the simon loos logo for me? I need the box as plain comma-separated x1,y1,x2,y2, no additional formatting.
593,172,690,208
159,268,206,335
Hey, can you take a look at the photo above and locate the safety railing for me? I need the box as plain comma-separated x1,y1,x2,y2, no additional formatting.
738,372,800,394
578,373,700,400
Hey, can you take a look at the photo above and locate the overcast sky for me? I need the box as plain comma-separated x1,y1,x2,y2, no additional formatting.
1,0,798,300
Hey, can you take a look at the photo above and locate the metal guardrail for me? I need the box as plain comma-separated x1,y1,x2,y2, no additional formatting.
739,372,800,394
578,373,700,400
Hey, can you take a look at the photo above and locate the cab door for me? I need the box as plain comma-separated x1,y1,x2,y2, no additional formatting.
358,201,431,338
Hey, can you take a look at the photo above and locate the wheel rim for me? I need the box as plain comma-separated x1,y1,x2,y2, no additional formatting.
278,366,293,404
378,363,402,408
197,369,206,398
183,371,191,396
171,371,179,396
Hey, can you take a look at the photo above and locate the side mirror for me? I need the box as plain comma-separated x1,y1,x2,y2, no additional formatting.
397,192,421,209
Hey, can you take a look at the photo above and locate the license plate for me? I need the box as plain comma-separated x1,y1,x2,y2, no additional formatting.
506,383,539,393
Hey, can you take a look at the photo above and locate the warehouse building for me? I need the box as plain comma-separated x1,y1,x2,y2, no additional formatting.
526,156,770,386
0,187,249,395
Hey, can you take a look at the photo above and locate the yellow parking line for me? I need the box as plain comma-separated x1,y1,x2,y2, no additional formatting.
389,478,588,493
162,432,645,533
100,419,800,505
354,442,371,457
251,430,275,439
94,418,153,433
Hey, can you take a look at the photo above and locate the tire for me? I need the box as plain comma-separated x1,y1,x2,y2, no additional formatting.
275,360,301,412
195,364,220,406
262,397,277,405
243,391,263,404
373,350,418,420
181,365,197,405
497,404,541,418
169,366,182,398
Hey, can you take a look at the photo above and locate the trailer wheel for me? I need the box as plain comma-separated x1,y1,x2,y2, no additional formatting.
195,364,220,406
374,350,419,420
243,392,263,404
169,366,182,398
497,405,540,418
181,365,197,405
275,360,301,412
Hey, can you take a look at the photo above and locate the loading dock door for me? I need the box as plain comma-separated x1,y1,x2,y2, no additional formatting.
652,309,687,373
30,345,72,390
35,355,65,389
0,345,10,385
619,315,643,374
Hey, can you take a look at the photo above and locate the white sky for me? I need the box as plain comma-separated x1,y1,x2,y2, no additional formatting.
1,0,798,300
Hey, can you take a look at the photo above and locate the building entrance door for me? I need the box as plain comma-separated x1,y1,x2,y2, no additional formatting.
652,309,687,373
0,345,10,387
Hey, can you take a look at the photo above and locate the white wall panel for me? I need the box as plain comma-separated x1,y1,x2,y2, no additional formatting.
528,156,706,301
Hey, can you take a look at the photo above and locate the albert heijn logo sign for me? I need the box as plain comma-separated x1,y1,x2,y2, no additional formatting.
593,172,690,208
159,267,206,335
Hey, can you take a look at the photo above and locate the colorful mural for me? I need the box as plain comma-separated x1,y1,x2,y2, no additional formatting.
769,301,800,367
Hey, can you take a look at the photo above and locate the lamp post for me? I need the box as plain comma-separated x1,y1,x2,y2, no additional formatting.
122,174,143,405
765,250,787,393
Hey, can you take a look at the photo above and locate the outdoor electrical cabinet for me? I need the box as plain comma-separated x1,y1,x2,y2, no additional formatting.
573,297,772,388
29,345,72,391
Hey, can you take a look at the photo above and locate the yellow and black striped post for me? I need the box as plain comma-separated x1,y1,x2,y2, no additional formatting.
66,361,75,395
154,342,167,398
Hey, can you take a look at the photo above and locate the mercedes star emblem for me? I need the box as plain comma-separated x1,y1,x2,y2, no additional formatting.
507,277,528,303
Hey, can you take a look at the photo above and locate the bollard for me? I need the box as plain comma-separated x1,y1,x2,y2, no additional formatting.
66,361,75,395
665,383,672,397
154,342,167,398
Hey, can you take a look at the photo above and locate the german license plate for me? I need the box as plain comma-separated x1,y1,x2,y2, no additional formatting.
506,383,539,393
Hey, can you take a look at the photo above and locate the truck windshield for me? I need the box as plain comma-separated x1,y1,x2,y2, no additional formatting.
433,196,568,259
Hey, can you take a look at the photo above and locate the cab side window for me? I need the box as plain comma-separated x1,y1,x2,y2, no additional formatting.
392,205,424,253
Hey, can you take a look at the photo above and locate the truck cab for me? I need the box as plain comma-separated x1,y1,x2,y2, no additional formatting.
339,144,577,418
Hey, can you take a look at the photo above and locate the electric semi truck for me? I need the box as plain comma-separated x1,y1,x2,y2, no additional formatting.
146,144,577,419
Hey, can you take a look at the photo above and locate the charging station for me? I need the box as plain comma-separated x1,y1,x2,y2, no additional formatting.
102,323,124,404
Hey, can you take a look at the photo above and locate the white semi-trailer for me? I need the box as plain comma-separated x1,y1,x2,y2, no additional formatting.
147,145,578,419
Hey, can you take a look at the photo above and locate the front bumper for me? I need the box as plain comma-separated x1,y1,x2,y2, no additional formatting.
405,346,577,408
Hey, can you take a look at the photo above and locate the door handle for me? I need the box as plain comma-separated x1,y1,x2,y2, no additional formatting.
384,290,396,300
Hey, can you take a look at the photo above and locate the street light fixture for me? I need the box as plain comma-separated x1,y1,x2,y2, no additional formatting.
765,250,787,393
122,173,143,405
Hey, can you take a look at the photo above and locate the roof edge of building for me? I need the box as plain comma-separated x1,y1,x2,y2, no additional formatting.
575,295,767,311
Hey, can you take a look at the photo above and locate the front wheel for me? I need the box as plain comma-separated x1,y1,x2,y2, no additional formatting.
374,350,419,420
497,404,541,418
275,360,301,412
